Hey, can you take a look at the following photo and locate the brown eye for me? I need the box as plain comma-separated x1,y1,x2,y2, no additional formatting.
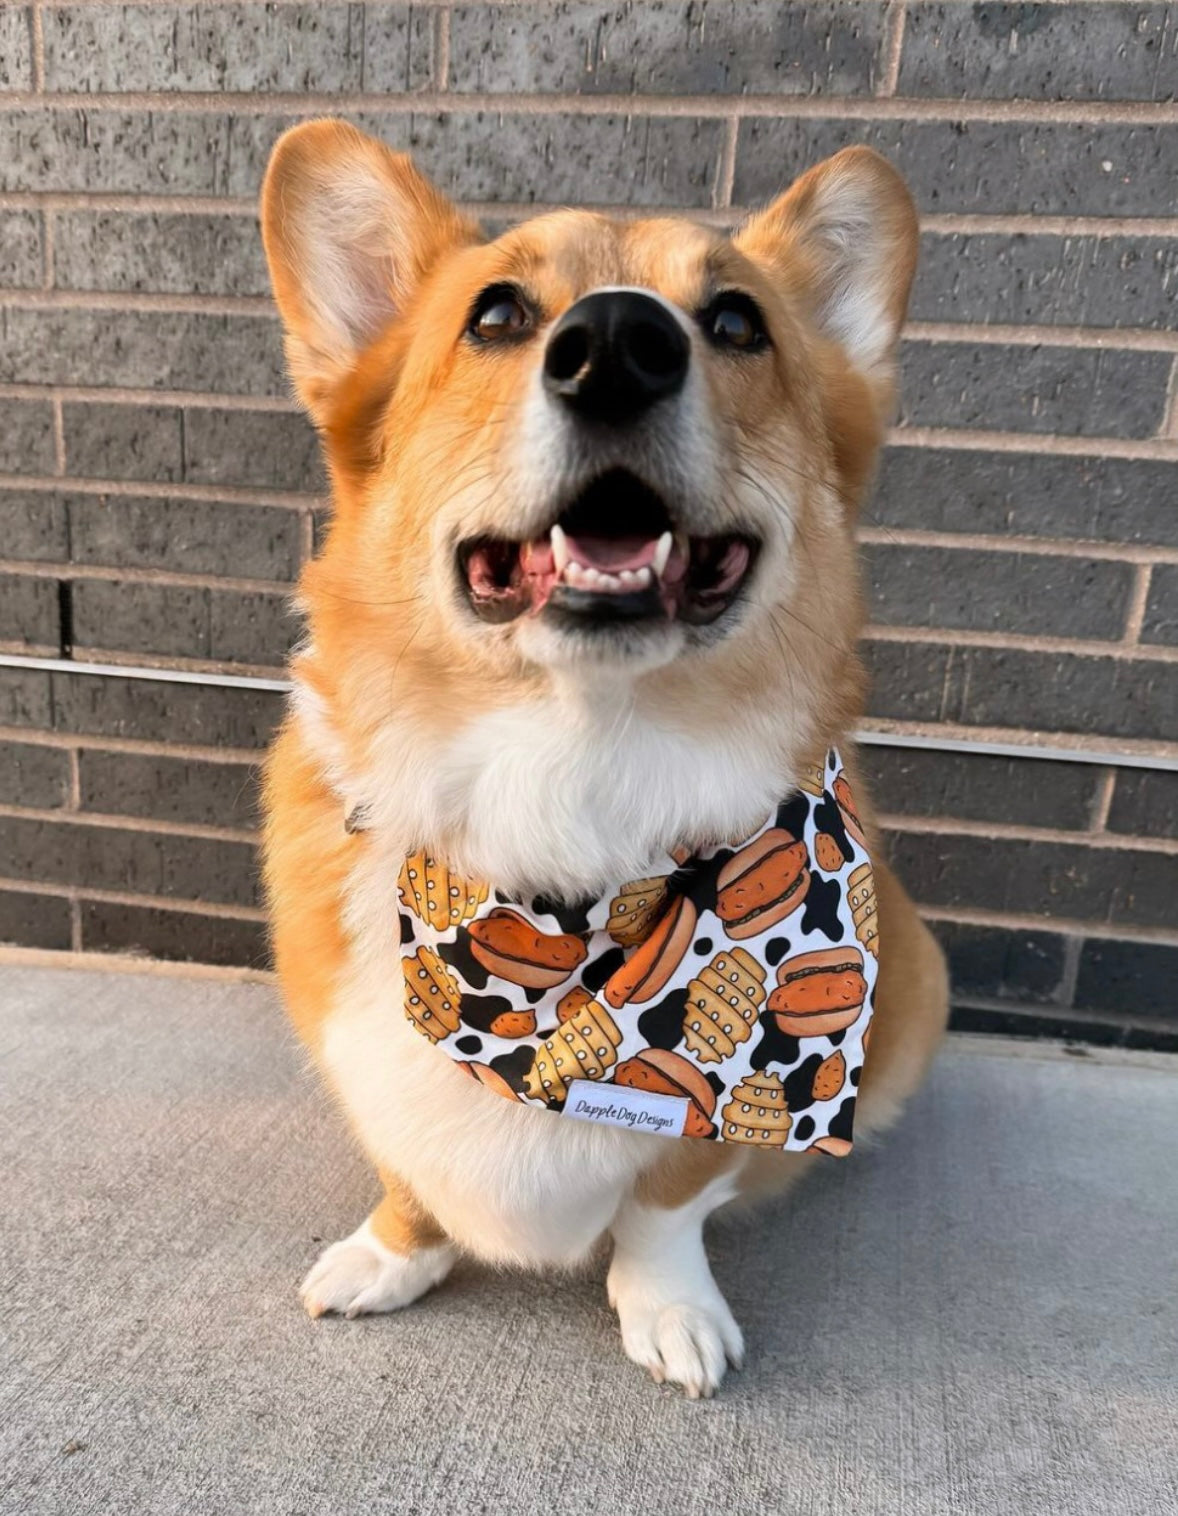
703,293,768,352
469,285,531,343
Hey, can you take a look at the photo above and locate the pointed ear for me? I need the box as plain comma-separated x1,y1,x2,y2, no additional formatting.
734,146,918,399
261,120,480,422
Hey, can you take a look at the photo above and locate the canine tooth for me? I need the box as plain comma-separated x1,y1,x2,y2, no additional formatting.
550,523,570,574
653,531,673,578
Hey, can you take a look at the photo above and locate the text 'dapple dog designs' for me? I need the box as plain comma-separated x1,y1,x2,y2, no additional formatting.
397,748,879,1155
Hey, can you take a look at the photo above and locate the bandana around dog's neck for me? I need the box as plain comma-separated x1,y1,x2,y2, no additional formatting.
396,748,878,1156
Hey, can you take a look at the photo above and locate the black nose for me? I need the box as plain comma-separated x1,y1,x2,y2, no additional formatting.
543,290,689,423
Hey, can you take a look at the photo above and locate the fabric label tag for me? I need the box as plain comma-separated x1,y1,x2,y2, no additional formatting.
562,1079,689,1138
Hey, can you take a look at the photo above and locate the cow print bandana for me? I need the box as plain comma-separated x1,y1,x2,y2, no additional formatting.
396,748,878,1155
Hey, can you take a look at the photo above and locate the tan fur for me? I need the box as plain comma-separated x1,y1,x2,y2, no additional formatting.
370,1170,448,1255
260,120,947,1389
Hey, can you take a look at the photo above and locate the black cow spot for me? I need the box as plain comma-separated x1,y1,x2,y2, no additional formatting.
524,986,546,1005
850,1065,861,1087
827,1029,845,1048
801,873,844,941
775,793,809,838
705,1071,725,1100
455,1035,482,1056
582,945,626,993
672,849,732,916
794,1114,816,1143
493,889,521,907
637,987,687,1051
783,1053,824,1113
828,1095,857,1142
437,929,489,989
458,993,518,1034
749,1017,801,1071
765,936,791,966
531,893,596,935
398,913,416,944
693,936,714,956
489,1045,536,1097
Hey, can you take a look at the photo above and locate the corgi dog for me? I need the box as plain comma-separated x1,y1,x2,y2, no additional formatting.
260,120,948,1398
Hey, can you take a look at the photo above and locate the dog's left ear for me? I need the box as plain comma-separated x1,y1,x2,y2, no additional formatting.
734,146,918,402
261,119,480,423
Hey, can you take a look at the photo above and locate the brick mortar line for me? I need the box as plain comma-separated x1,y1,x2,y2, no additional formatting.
0,192,260,214
889,427,1178,461
10,535,1176,598
1122,563,1154,646
859,717,1178,766
0,382,298,412
0,799,258,845
4,195,1178,242
69,895,82,952
0,472,320,509
435,5,450,93
67,745,79,811
33,0,1162,8
50,396,64,475
0,289,276,315
856,526,1178,567
0,723,264,763
1090,768,1117,832
40,207,53,290
5,89,1178,126
0,639,59,660
878,811,1178,855
0,558,297,594
0,874,266,920
879,0,906,99
29,5,44,93
28,198,1178,243
716,116,739,209
920,213,1178,238
906,322,1178,354
866,623,1178,663
1163,356,1178,440
8,662,1178,769
69,645,288,681
6,293,1178,361
917,904,1178,949
0,943,275,984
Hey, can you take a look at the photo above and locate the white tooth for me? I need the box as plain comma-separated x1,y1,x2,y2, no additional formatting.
600,573,622,592
566,560,585,586
550,523,570,575
652,531,673,578
618,569,636,588
632,565,652,588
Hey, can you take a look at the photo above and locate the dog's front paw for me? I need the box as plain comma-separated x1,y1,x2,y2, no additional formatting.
300,1219,456,1320
607,1263,744,1399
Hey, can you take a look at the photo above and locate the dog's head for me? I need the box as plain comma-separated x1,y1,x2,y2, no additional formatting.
263,120,916,747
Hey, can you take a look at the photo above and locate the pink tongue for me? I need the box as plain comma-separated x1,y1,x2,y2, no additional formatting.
564,534,659,572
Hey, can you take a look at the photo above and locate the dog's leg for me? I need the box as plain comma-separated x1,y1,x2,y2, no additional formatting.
607,1144,746,1397
300,1170,457,1319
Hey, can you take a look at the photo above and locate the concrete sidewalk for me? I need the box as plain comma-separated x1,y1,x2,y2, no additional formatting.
1,964,1174,1516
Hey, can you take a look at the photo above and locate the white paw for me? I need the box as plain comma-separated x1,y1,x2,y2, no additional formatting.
299,1219,456,1320
608,1267,744,1398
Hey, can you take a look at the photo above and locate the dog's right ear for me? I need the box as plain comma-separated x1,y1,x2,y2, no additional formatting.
261,120,479,423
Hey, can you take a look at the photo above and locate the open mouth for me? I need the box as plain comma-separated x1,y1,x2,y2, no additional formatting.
457,469,759,628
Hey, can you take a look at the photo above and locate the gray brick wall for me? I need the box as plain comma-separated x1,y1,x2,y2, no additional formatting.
0,1,1174,1037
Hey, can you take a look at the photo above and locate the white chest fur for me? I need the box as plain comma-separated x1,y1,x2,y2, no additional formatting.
298,676,805,1266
